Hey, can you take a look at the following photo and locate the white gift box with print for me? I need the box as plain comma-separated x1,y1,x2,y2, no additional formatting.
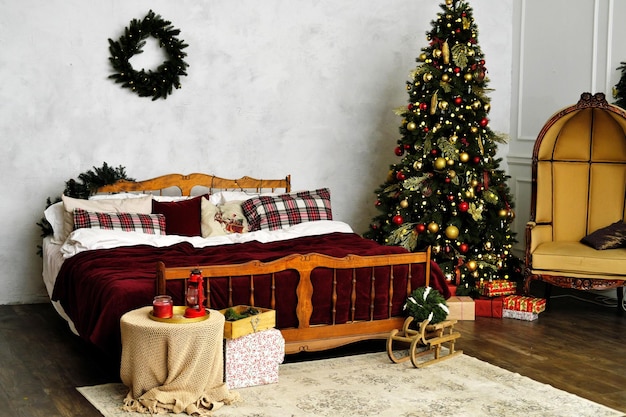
224,328,285,389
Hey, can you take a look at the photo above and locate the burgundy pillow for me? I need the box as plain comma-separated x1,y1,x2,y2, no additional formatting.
152,196,203,236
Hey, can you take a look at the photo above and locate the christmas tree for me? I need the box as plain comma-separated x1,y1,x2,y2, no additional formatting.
613,61,626,109
365,0,520,293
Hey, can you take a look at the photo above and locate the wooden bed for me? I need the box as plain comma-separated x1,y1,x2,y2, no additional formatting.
48,173,450,357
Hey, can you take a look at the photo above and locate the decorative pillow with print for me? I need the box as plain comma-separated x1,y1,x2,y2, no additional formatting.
241,188,332,231
201,198,249,237
580,221,626,250
73,208,166,235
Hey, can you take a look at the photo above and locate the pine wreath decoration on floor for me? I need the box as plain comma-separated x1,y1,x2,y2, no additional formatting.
108,10,189,100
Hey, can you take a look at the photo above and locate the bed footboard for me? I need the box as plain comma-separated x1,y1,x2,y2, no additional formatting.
157,248,432,353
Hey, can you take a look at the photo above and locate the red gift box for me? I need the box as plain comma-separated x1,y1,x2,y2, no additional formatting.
474,296,503,318
503,295,546,313
478,280,517,297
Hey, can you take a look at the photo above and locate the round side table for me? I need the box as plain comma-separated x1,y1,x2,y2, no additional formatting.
120,306,237,415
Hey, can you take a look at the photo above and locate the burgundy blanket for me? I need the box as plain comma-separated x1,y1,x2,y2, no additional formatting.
52,232,450,358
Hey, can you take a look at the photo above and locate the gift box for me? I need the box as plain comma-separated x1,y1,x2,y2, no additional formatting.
474,296,503,318
446,296,475,321
478,280,517,297
503,295,546,313
503,309,539,321
224,328,285,389
220,305,276,339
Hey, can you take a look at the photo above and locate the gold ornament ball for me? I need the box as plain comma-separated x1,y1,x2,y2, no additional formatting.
441,74,450,82
464,73,473,81
470,179,478,187
423,73,433,82
446,158,455,166
459,152,470,163
413,160,423,170
498,208,508,218
448,169,456,178
407,121,417,131
471,101,481,110
427,222,440,233
450,134,458,144
507,209,516,221
445,225,460,239
466,260,478,272
400,199,409,209
419,53,427,62
433,49,442,58
446,0,453,5
434,157,447,170
438,100,449,110
484,241,492,250
470,126,479,133
484,103,491,112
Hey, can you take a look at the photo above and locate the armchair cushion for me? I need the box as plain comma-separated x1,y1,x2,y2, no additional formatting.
580,221,626,250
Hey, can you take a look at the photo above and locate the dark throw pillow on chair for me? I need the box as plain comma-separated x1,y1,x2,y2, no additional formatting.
580,221,626,250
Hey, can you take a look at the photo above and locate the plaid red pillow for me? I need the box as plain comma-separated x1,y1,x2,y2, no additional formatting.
73,208,166,235
241,188,332,231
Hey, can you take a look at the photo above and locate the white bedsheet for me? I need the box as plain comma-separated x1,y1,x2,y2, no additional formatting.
60,220,354,258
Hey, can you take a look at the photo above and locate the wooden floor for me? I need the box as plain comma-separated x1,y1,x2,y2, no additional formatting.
1,286,625,416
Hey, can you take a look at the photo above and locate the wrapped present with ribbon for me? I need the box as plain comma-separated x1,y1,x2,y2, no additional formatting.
503,295,546,313
503,309,539,321
478,279,517,297
446,296,475,321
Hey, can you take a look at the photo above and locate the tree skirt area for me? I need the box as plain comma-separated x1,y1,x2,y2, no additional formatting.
78,352,624,417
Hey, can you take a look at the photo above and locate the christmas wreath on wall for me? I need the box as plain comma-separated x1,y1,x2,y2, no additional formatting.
108,10,189,100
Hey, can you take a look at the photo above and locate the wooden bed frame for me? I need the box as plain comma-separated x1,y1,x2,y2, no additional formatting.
157,250,431,354
98,173,433,354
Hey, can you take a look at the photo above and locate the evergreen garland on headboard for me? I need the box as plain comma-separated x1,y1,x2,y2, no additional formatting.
36,162,133,254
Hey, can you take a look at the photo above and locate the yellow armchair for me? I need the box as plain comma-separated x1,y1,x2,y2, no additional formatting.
524,92,626,314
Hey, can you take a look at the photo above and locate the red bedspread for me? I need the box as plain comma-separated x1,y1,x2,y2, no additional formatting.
52,232,449,358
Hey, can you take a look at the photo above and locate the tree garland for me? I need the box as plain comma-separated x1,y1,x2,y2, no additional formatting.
403,287,449,324
108,10,189,100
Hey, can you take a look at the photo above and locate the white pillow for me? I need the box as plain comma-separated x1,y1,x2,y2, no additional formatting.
44,201,66,243
61,194,153,241
89,193,150,200
201,197,249,237
209,190,280,205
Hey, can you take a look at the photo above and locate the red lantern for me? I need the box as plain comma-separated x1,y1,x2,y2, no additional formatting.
184,268,206,318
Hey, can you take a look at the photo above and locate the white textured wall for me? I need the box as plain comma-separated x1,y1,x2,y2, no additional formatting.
0,0,512,304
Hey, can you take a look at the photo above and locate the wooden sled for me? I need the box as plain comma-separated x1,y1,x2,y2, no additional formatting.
386,316,462,368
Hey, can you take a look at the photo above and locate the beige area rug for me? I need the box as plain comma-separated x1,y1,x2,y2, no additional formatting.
78,352,624,417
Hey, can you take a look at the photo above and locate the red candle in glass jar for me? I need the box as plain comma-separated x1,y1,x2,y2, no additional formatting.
153,295,173,318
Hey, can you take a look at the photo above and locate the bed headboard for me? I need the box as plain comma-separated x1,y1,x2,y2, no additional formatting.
96,173,291,196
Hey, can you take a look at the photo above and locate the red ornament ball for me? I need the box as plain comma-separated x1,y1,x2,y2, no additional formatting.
453,67,461,74
419,102,428,111
458,201,469,212
394,146,404,156
453,97,463,106
392,215,404,225
479,117,489,127
375,199,382,207
459,243,469,253
396,171,406,181
430,149,438,156
415,223,426,233
473,156,481,164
